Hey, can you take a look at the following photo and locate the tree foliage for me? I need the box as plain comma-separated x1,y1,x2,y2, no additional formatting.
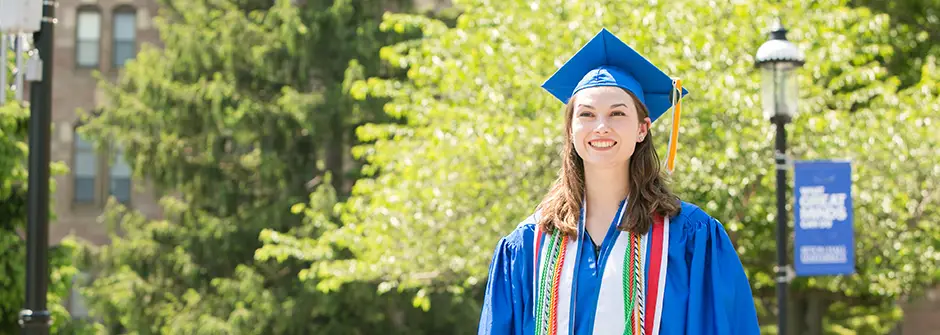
259,0,939,333
75,0,468,333
850,0,940,87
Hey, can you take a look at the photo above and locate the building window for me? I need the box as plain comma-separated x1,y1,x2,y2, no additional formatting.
73,132,97,204
112,8,137,67
109,145,132,204
75,7,101,68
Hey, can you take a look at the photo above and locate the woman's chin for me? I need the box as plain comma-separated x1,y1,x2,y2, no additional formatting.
582,156,629,169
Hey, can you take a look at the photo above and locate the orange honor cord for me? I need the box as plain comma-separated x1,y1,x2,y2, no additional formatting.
548,235,567,335
665,79,683,174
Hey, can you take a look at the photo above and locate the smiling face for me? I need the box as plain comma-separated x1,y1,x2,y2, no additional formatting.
539,84,680,237
570,86,651,169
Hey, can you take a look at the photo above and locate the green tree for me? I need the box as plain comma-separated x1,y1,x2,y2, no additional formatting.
850,0,940,87
259,0,939,334
76,0,471,333
1,41,100,334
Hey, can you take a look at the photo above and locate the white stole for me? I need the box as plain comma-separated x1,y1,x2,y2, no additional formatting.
534,207,670,335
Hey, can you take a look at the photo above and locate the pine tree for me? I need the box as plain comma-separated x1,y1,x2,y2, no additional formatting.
76,0,460,333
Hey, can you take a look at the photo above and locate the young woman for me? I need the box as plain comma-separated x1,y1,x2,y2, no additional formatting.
477,28,761,335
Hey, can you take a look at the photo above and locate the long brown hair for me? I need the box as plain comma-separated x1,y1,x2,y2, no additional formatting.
536,88,681,236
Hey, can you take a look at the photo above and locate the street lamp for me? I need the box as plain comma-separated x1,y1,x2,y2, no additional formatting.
757,19,805,122
755,18,804,335
2,0,56,334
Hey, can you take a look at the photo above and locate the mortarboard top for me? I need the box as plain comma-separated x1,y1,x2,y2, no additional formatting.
541,28,689,123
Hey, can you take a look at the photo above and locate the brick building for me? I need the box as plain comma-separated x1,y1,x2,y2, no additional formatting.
48,0,164,247
29,0,937,332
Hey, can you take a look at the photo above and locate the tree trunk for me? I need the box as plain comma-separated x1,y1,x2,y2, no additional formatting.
806,293,827,335
326,114,346,195
787,290,805,335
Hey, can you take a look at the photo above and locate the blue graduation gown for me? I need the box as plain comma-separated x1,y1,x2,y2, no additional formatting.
477,201,760,335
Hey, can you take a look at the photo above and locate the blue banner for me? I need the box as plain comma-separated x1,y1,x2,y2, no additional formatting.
793,160,855,276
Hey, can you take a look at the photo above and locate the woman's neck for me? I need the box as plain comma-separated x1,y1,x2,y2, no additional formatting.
583,162,630,221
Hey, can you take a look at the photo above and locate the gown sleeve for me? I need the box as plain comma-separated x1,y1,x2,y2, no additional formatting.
685,215,761,335
478,235,526,335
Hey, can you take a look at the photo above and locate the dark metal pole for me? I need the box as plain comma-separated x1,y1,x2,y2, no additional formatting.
20,0,56,334
773,114,790,335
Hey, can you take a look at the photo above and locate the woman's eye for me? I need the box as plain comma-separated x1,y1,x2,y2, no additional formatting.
578,112,594,117
611,111,626,116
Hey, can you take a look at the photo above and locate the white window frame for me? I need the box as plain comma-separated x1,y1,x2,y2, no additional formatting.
112,7,137,67
72,130,97,204
109,144,132,204
75,7,101,68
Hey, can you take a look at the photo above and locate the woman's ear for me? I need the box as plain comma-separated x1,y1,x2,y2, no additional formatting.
637,117,652,142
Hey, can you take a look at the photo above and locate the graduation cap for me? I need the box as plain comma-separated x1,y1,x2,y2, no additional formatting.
541,28,688,173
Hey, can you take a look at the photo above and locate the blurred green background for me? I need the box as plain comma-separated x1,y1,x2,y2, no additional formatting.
1,0,937,334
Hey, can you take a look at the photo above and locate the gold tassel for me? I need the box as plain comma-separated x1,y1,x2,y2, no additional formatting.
665,79,683,174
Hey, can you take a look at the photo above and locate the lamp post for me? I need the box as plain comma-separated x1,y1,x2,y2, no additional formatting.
1,0,55,334
755,18,804,335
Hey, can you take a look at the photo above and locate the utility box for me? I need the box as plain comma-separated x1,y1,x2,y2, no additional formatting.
0,0,43,33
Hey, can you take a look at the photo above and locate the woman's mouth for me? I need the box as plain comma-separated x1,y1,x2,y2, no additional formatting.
589,140,617,150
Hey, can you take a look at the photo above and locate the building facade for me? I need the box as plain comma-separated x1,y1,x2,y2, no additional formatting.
49,0,164,247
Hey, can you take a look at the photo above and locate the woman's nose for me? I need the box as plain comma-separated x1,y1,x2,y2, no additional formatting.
594,120,610,134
